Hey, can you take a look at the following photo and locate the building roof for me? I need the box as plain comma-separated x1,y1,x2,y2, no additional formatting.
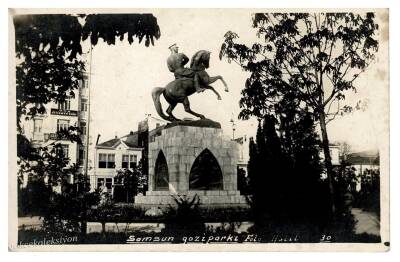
123,131,140,147
346,150,379,165
96,131,141,149
96,116,167,150
96,138,120,148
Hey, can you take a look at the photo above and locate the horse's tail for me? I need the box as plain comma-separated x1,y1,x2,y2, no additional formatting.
151,87,170,121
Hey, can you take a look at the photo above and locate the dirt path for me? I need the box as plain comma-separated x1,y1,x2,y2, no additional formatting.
351,208,380,236
18,216,42,229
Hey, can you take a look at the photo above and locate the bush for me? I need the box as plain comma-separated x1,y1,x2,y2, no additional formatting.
88,204,153,223
199,206,251,222
18,178,52,217
113,161,147,203
162,194,205,235
358,169,380,216
41,179,100,238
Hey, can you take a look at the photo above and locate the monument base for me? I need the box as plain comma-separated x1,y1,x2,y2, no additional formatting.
135,190,247,206
135,120,247,207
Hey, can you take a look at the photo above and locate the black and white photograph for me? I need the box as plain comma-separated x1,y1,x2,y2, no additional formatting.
8,8,389,251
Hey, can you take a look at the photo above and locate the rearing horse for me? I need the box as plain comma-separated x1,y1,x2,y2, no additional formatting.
152,50,228,122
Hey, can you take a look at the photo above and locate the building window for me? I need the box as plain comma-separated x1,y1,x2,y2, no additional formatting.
81,79,88,89
58,99,71,111
57,119,70,132
98,153,115,169
33,119,43,133
81,98,88,112
97,178,112,190
121,154,138,169
80,121,87,136
98,154,107,168
130,154,138,168
97,178,104,189
122,154,129,168
105,178,112,190
107,154,115,168
79,147,85,165
58,144,69,158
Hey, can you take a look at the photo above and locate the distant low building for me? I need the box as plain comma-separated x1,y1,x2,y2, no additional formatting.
345,149,379,172
234,136,250,175
91,115,166,195
344,150,379,167
92,131,143,195
345,150,380,191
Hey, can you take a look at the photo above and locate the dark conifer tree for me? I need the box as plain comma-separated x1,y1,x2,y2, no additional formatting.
248,115,285,230
248,107,329,237
248,123,263,224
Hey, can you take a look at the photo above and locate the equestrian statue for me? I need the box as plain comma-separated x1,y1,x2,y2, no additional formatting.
152,44,228,122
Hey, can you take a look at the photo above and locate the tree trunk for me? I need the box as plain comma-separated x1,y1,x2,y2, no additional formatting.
80,221,87,236
101,222,106,238
318,109,336,214
80,197,87,241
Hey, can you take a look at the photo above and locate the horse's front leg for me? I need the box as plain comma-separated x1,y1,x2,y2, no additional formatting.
205,85,222,100
207,75,229,92
166,103,180,121
183,98,205,119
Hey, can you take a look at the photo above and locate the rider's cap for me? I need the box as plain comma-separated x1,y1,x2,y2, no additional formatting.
168,43,177,50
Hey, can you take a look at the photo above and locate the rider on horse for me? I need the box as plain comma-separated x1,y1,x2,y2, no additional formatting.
167,44,205,93
152,47,228,122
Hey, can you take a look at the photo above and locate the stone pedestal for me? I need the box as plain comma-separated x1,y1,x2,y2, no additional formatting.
135,120,246,206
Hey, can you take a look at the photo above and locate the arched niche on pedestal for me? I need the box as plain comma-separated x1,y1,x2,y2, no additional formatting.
189,148,223,190
154,150,169,190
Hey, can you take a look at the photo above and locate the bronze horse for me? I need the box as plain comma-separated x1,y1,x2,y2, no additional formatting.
152,50,228,122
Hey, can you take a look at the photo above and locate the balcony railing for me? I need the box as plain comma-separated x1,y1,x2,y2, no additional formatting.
45,133,70,141
51,108,78,116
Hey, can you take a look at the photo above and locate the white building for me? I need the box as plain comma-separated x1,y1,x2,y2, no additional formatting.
90,115,166,194
345,150,379,172
91,132,143,194
20,72,90,188
345,149,380,191
234,136,250,174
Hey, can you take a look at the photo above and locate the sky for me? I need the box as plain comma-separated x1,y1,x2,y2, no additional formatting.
86,9,388,152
